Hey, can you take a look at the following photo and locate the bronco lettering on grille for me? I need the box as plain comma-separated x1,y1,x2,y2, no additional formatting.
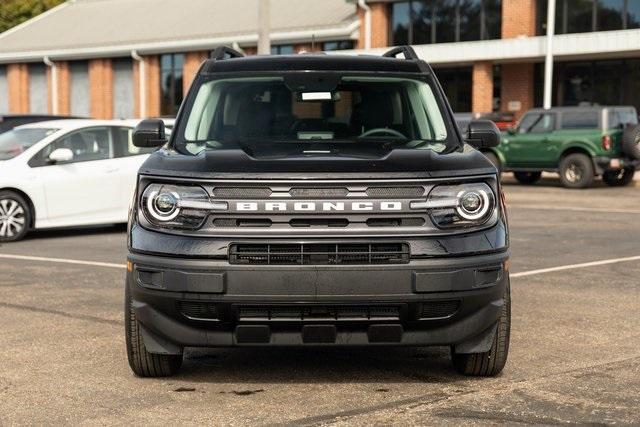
235,201,404,212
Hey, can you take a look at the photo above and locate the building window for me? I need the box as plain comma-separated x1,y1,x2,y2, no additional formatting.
434,67,472,112
28,64,47,114
160,53,184,117
390,0,501,45
69,61,90,117
271,44,294,55
0,65,8,114
534,58,640,113
323,40,355,51
538,0,640,35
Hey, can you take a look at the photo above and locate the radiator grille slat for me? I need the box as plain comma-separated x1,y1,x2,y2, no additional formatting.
229,243,410,265
238,305,401,322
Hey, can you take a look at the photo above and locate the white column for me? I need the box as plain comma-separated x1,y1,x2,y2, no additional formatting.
131,50,146,118
543,0,556,109
44,56,58,115
258,0,271,55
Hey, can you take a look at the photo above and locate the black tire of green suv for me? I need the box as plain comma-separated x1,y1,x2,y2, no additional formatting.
513,171,542,185
622,125,640,160
602,167,636,187
559,153,595,189
0,190,31,243
125,285,183,377
452,280,510,376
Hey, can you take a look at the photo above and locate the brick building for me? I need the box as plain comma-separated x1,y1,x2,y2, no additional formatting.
0,0,639,120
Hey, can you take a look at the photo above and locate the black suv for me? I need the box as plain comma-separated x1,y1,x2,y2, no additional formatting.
125,46,510,377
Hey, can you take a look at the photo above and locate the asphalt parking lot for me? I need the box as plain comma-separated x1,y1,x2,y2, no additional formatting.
1,174,639,426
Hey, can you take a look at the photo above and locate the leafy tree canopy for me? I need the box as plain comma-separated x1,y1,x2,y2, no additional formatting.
0,0,65,33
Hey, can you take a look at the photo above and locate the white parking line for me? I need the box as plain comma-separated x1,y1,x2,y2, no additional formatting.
0,253,639,277
508,204,640,214
0,254,125,269
510,255,640,278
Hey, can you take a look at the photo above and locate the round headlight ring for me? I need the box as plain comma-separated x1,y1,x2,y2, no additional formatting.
146,190,181,221
456,189,490,220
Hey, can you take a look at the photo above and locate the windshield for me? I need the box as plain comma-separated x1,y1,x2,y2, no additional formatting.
175,76,451,157
0,128,58,160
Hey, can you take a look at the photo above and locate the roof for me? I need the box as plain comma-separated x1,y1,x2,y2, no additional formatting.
0,0,358,63
202,54,427,74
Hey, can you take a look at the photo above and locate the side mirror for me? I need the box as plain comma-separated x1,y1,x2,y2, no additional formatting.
466,120,501,149
48,148,74,164
133,119,167,148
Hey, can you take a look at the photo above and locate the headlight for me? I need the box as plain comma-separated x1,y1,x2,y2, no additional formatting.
140,184,227,229
411,183,497,229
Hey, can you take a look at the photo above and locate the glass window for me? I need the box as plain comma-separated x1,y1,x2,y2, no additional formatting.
530,113,556,132
113,127,157,157
323,40,355,51
177,76,451,157
270,45,294,55
608,108,638,129
435,67,472,112
390,0,501,45
160,53,184,117
561,112,599,129
0,128,57,160
539,0,636,34
42,127,113,163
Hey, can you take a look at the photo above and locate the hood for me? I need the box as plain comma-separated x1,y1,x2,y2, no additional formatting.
139,145,496,180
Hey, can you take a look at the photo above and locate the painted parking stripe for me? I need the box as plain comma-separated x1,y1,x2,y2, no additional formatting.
0,253,638,277
510,255,640,278
0,253,125,269
508,204,640,214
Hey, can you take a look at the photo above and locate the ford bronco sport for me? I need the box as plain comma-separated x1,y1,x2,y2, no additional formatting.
125,46,510,377
483,106,640,188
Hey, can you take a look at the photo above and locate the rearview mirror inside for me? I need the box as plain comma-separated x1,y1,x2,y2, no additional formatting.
133,119,167,148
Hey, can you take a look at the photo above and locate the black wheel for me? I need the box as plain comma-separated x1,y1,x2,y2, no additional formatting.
0,190,31,242
125,283,182,377
559,153,594,189
621,125,640,160
513,171,542,185
482,151,502,174
602,167,636,187
452,280,511,377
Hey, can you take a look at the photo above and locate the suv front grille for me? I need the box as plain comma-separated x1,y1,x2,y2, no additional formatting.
229,243,410,265
237,305,401,322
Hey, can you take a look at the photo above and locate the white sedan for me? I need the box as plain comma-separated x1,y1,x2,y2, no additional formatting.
0,119,160,242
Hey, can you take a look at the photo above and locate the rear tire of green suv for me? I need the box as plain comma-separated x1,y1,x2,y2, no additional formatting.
559,153,594,189
125,285,183,377
602,167,636,187
513,171,541,185
622,125,640,160
451,280,510,377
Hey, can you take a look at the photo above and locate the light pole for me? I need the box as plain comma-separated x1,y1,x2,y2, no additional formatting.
258,0,271,55
543,0,556,109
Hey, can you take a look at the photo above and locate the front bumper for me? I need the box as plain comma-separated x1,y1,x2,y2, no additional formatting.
127,250,509,353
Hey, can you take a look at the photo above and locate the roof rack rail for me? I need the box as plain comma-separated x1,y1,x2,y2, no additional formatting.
382,46,419,60
210,46,244,60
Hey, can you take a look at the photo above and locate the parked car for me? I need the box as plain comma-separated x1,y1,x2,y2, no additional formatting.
124,46,510,378
482,106,640,188
0,114,83,135
0,119,162,242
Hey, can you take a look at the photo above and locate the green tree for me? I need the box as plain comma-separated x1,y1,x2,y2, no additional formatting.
0,0,65,33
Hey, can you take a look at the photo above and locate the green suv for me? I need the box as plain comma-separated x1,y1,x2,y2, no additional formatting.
483,106,640,188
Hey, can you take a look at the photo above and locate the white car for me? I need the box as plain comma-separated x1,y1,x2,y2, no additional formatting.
0,119,160,242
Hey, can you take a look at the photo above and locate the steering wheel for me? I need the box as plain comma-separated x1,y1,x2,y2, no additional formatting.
358,127,407,139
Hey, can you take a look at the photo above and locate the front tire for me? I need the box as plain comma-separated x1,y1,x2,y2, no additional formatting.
452,280,510,376
559,153,594,189
125,284,182,377
0,190,31,242
513,171,542,185
602,168,635,187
